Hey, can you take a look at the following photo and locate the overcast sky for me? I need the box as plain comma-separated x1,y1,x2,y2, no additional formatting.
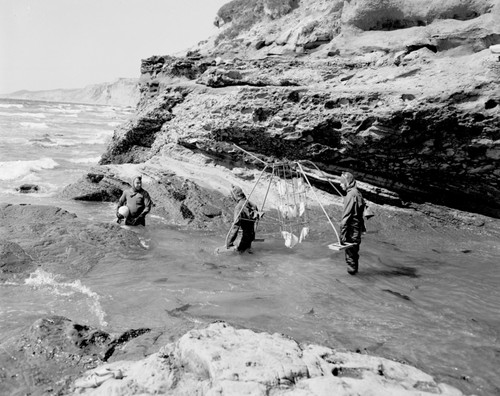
0,0,228,93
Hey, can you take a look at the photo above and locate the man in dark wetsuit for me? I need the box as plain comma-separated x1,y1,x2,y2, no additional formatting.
226,185,258,254
339,172,365,275
116,175,152,226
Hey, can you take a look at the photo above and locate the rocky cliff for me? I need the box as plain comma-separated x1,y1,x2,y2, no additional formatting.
1,78,140,107
65,0,500,224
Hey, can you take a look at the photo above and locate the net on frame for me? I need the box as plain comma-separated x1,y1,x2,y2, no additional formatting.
274,162,310,248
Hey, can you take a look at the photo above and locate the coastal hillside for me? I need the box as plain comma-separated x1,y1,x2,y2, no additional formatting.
64,0,500,226
1,78,140,107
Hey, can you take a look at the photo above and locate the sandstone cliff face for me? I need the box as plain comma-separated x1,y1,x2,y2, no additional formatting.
96,0,500,219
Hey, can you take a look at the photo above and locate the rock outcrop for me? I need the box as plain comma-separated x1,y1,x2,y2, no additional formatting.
0,316,150,396
82,0,500,221
0,318,466,396
0,204,143,281
71,322,465,395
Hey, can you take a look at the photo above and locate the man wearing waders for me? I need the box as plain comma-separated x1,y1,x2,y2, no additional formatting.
339,172,365,275
226,185,258,254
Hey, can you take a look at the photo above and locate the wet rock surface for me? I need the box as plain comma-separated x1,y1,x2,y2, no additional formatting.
0,204,143,281
0,316,150,396
61,163,233,229
0,239,35,280
17,183,40,193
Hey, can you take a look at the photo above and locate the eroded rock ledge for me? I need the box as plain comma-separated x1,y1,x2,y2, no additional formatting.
73,322,468,395
0,318,466,396
98,47,500,218
98,0,500,218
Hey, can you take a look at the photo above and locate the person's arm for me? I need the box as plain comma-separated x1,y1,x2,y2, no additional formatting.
249,201,259,219
226,201,243,248
226,224,239,248
116,191,127,217
340,193,355,243
139,191,152,217
117,191,126,208
233,201,244,225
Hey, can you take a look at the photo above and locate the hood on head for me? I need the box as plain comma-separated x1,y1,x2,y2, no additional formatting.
341,172,356,189
132,175,142,191
231,185,246,200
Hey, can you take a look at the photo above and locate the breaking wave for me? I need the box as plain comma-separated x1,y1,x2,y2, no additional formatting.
0,103,24,109
68,156,101,164
20,121,49,129
0,157,59,180
25,269,108,327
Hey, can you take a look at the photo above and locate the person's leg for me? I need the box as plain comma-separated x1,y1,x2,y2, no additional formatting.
237,224,255,253
125,216,145,226
227,225,240,248
247,225,255,252
237,232,251,252
345,243,360,274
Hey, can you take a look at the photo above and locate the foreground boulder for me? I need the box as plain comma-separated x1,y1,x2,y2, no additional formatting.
72,322,464,395
0,316,150,396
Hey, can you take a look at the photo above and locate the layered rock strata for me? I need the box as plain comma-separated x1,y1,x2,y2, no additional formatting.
91,0,500,220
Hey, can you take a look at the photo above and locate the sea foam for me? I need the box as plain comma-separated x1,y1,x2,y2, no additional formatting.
20,121,49,129
0,103,24,109
25,269,108,327
68,156,101,164
0,157,59,180
16,112,46,118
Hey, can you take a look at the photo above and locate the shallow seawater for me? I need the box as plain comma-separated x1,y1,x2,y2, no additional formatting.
1,205,499,396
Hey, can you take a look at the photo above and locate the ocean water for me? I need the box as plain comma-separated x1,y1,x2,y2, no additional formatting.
0,99,132,198
0,99,499,395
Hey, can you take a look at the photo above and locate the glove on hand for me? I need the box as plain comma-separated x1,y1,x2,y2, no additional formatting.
131,215,144,226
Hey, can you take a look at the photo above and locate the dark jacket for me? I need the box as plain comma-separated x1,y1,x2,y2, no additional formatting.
226,186,258,251
340,180,365,244
233,198,258,226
